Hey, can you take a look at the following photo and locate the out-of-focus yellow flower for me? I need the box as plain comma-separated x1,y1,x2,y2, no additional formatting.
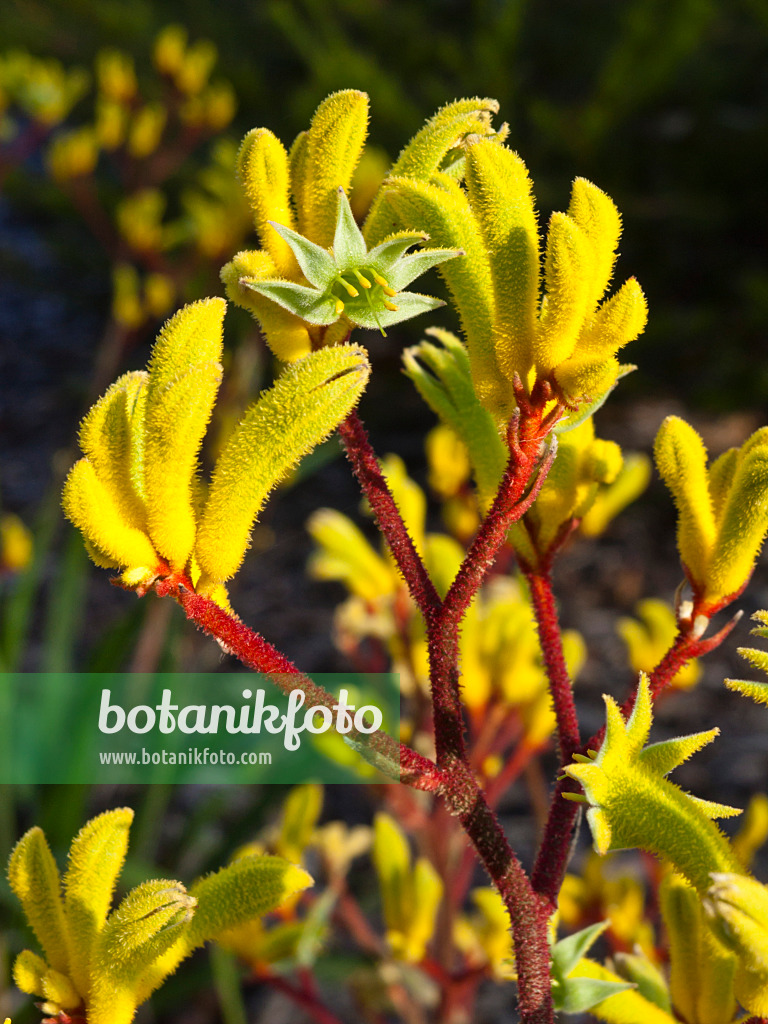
200,81,236,131
153,25,187,78
510,417,623,569
580,451,651,537
47,127,99,181
1,513,32,573
349,145,389,222
558,851,657,960
617,598,701,690
373,814,443,963
454,887,515,980
175,39,217,95
116,189,167,253
143,273,176,318
460,576,585,743
95,49,137,104
426,424,471,500
111,264,144,329
0,51,89,125
94,97,127,150
127,104,166,159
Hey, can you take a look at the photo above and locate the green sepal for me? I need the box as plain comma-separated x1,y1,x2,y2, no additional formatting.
244,278,338,325
268,219,336,287
195,345,370,586
8,827,71,975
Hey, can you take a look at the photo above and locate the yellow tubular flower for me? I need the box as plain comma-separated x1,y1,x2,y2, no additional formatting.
388,133,646,415
64,299,369,607
9,811,311,1024
655,417,768,610
618,599,701,690
661,871,737,1024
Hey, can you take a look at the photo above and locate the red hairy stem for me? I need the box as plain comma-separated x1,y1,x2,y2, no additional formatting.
525,569,581,763
338,409,442,619
530,777,581,907
442,422,557,624
589,608,743,749
155,576,443,792
441,759,555,1023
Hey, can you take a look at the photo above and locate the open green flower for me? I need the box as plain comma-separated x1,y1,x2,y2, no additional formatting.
242,187,461,335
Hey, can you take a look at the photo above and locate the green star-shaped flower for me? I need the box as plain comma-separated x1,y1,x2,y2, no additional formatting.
242,187,462,335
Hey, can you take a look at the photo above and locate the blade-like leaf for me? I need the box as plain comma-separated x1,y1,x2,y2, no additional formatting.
553,975,634,1013
551,921,609,979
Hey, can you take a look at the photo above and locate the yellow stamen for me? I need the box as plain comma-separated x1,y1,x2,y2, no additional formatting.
336,276,359,298
334,298,345,316
371,271,389,289
383,299,398,312
352,269,372,289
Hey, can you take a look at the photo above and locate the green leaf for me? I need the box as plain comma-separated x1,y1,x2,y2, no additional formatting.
551,921,609,979
402,329,506,508
553,975,634,1013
